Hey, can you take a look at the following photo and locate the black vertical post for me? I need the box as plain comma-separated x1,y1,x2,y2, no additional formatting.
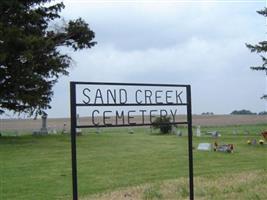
186,85,194,200
70,82,78,200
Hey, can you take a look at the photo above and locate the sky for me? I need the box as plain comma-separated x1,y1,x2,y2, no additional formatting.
43,0,267,118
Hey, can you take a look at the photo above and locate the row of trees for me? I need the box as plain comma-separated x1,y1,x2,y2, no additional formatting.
230,110,267,115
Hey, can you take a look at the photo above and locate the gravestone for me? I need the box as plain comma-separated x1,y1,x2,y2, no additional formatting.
62,122,68,134
197,143,212,151
96,127,101,134
206,131,219,137
232,129,237,135
52,129,57,134
76,128,82,135
76,114,80,125
244,129,249,135
33,114,48,135
196,125,201,137
171,126,177,134
176,130,182,137
40,114,48,134
216,144,234,153
128,128,134,134
76,114,82,135
211,131,219,138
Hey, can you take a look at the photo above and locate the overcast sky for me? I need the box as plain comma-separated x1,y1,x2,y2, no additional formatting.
44,0,267,118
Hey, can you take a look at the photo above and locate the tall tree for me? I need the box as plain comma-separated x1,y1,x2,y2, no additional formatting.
0,0,96,116
246,7,267,100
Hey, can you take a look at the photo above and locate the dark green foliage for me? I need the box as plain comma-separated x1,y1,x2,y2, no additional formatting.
0,0,96,116
260,94,267,100
258,111,267,115
151,116,173,134
230,109,257,115
246,7,267,100
246,8,267,74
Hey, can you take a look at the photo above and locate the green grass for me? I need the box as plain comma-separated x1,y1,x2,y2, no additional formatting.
0,124,266,200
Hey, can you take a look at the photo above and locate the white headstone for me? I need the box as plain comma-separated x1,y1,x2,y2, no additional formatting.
62,122,68,134
171,126,177,134
176,130,182,137
196,125,201,137
76,128,82,135
128,128,134,134
197,143,212,151
96,127,101,134
211,131,219,138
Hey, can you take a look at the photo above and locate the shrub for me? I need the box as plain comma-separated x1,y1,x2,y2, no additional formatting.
151,116,173,134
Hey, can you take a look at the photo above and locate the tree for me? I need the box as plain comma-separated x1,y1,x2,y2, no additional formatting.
258,111,267,115
230,109,256,115
246,8,267,100
0,0,96,116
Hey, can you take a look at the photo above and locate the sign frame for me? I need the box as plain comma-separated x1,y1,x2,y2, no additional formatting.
70,81,194,200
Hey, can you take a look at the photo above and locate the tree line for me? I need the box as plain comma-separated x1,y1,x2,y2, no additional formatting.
230,110,267,115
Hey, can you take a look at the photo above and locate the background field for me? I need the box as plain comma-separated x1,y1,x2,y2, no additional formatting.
1,115,266,135
0,118,266,200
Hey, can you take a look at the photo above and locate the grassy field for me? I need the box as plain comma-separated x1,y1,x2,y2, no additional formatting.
0,124,266,200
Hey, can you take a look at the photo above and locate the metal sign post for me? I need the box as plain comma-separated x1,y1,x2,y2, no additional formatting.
186,85,194,200
70,82,193,200
70,83,78,200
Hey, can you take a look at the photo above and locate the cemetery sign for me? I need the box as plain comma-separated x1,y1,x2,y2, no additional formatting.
70,82,194,200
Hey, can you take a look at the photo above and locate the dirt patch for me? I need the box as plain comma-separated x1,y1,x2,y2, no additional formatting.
82,170,267,200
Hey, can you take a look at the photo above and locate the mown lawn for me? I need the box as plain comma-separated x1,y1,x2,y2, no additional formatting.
0,124,266,200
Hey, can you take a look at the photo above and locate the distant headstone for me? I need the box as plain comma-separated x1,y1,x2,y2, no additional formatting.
76,114,82,135
62,122,68,134
33,114,48,135
244,130,249,135
128,128,134,134
197,143,212,151
96,127,101,134
176,130,182,137
211,131,219,138
76,128,82,136
76,114,80,125
40,114,48,134
196,125,201,137
171,126,177,134
216,144,234,153
232,130,237,135
206,131,218,137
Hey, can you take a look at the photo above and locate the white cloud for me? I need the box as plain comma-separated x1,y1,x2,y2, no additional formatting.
45,1,266,117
